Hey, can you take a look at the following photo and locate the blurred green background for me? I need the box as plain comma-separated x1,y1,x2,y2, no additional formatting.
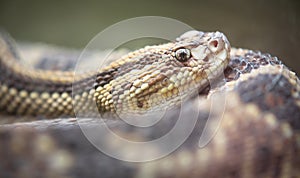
0,0,299,73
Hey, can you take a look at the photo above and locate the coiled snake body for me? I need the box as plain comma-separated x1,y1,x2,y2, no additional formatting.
0,31,299,178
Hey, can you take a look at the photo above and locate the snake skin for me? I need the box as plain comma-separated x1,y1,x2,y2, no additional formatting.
0,31,299,178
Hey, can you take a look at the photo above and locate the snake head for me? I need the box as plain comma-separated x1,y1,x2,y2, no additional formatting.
165,30,231,92
150,30,231,108
97,31,231,117
173,30,231,73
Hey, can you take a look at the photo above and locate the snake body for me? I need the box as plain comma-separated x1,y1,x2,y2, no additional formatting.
0,31,299,178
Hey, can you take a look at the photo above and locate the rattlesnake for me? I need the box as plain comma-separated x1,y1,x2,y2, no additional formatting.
0,30,299,178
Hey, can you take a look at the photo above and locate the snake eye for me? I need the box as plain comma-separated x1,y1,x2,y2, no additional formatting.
175,48,191,62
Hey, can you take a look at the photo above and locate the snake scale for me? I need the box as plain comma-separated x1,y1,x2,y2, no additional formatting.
0,30,299,178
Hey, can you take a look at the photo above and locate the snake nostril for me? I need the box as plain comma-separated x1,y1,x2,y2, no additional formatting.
208,39,221,52
211,40,218,48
